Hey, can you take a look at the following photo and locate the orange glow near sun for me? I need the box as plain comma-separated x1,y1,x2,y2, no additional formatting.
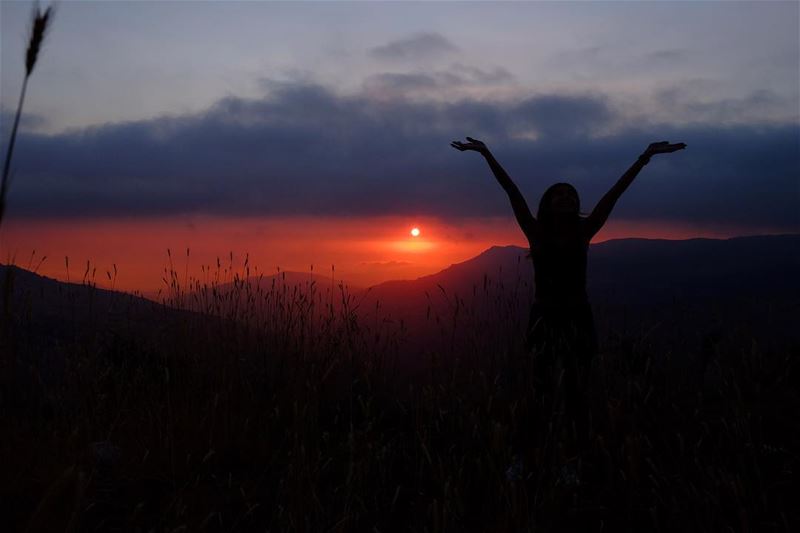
0,214,774,294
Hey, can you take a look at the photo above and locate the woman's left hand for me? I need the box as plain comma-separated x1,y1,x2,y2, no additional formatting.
644,141,687,157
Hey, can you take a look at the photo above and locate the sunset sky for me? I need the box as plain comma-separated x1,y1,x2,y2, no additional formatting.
1,0,798,292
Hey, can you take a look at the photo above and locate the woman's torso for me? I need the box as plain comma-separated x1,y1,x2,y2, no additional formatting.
530,219,590,308
526,219,597,358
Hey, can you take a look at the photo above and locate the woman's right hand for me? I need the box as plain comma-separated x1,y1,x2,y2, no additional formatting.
451,136,489,155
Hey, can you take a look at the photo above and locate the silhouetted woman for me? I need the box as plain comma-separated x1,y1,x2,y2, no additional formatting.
451,136,686,470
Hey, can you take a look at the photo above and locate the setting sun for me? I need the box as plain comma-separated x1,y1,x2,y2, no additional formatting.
410,227,420,237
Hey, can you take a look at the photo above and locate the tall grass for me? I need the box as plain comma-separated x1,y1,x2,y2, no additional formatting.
1,254,797,532
1,4,52,228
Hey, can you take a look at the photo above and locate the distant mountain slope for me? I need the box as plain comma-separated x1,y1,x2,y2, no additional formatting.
365,234,800,304
0,265,188,347
4,234,799,350
359,234,800,346
2,265,157,318
589,234,800,304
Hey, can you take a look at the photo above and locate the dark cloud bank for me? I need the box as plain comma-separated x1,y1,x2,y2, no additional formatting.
6,82,799,230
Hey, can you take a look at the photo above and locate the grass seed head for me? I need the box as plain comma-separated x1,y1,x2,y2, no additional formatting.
26,5,52,76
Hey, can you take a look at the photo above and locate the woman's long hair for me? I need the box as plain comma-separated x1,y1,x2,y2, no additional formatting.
527,183,583,260
537,182,582,230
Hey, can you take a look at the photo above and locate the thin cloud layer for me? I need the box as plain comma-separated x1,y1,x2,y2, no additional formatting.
369,32,458,61
0,107,48,135
364,64,514,95
6,81,799,231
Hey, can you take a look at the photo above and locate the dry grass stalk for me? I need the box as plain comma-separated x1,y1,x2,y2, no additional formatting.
1,4,53,228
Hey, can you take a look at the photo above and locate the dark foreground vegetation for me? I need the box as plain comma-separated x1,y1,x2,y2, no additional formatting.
1,254,798,533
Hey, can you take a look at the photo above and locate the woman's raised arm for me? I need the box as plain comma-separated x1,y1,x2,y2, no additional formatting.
585,141,686,239
451,137,539,243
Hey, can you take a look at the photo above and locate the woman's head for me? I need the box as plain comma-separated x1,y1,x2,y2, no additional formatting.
538,183,580,225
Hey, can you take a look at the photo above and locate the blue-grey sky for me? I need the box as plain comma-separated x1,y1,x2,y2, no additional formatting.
1,0,798,230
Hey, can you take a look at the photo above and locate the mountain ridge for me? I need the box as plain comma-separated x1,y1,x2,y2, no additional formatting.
3,234,799,358
4,233,798,303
